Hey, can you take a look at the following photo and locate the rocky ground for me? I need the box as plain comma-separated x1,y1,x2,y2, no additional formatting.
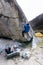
0,37,43,65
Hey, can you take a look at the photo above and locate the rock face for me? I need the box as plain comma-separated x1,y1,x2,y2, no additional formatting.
29,14,43,32
0,0,27,41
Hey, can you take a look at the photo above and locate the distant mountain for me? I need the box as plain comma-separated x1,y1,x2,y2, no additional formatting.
29,13,43,32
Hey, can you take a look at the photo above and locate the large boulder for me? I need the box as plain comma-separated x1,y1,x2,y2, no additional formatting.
29,14,43,32
0,0,27,41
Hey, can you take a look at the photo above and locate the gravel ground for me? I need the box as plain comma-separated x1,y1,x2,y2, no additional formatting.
0,37,43,65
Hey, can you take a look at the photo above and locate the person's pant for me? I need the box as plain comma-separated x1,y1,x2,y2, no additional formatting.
22,31,27,37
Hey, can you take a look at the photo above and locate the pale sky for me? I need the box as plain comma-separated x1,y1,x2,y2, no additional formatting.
17,0,43,21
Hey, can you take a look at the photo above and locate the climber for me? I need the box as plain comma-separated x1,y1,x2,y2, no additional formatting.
22,23,30,37
22,23,33,41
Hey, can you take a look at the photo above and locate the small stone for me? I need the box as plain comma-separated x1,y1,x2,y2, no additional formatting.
22,49,31,59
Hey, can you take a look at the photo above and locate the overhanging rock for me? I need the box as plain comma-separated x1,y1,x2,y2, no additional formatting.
0,0,28,42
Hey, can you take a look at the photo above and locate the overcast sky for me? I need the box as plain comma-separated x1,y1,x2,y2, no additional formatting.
17,0,43,21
